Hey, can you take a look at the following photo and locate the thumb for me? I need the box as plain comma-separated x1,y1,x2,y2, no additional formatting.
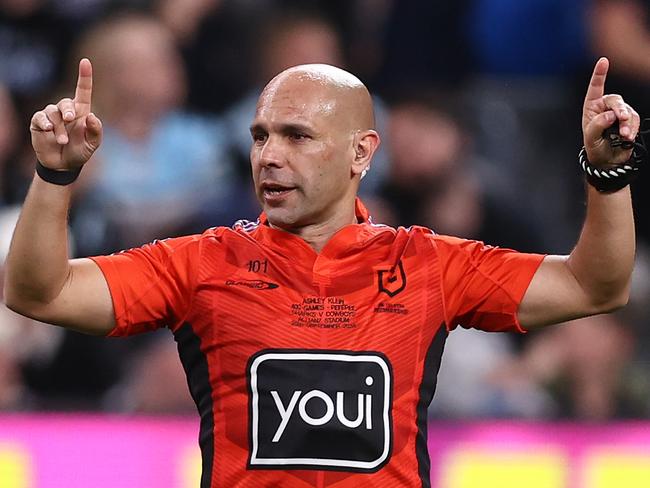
84,112,103,150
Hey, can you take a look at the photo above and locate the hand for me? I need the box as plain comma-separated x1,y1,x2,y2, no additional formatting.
30,58,103,170
582,57,640,167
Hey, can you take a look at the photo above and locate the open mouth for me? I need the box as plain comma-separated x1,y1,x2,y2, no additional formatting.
261,182,296,200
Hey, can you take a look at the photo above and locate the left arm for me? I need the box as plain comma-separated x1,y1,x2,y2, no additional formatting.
518,57,639,330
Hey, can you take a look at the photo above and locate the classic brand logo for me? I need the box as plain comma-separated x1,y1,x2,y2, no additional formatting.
247,350,393,472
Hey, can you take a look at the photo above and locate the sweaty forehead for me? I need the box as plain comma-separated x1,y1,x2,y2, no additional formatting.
254,65,374,130
256,76,340,125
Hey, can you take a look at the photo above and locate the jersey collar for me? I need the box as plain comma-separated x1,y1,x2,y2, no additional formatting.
256,198,370,226
251,198,380,263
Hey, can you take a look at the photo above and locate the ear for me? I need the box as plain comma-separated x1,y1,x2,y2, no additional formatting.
351,130,381,178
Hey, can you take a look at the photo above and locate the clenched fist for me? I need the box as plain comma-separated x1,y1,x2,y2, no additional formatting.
30,58,103,170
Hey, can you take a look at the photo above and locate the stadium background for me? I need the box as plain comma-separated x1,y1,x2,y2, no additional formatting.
1,0,650,486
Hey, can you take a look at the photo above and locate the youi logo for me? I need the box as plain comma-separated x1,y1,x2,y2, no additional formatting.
247,350,393,472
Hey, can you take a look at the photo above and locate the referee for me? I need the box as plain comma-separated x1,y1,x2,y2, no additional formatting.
3,57,640,487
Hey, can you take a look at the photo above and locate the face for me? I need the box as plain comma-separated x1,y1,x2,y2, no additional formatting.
97,21,185,118
250,77,357,229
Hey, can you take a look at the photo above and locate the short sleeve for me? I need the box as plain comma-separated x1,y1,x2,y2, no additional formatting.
89,235,201,337
433,235,545,333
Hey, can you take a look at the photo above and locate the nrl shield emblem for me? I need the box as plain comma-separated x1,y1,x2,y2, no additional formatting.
377,261,406,298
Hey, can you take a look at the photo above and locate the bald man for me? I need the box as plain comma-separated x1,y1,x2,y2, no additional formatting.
4,58,641,487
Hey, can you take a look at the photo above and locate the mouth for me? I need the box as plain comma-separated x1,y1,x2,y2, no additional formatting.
260,182,297,202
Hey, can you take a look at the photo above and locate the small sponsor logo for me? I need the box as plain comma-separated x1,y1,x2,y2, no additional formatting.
248,350,393,472
226,279,279,290
373,302,409,315
377,261,406,297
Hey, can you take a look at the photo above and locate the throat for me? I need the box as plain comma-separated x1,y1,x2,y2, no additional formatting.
270,211,359,253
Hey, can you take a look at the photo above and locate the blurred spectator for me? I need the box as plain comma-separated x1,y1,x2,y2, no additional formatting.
155,0,221,45
590,0,650,97
431,327,556,419
383,95,553,419
617,244,650,416
0,0,71,99
222,7,392,199
176,0,388,113
589,0,650,245
388,96,642,421
480,247,650,421
0,0,122,101
23,13,245,411
588,0,650,417
103,332,195,414
0,84,19,203
382,94,545,252
462,0,592,253
267,0,393,84
505,314,633,420
175,0,269,113
69,13,241,254
0,81,40,204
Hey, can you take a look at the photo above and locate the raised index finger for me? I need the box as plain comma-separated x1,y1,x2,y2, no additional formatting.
74,58,93,110
584,57,609,104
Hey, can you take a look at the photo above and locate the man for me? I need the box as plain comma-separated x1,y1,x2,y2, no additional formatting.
3,57,640,487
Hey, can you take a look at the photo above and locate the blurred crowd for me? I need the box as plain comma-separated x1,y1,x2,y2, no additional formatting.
1,0,650,421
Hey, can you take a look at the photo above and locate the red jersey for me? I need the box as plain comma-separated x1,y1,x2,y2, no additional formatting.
91,199,544,488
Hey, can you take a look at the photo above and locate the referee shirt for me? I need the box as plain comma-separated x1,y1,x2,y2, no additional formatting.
91,199,544,488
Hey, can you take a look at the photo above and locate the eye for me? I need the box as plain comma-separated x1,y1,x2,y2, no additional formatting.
251,131,268,144
289,132,310,141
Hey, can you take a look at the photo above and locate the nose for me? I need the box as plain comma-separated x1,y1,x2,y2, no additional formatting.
257,135,285,168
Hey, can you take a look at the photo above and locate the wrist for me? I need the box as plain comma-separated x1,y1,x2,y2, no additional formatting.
580,119,649,192
579,147,640,193
35,160,82,186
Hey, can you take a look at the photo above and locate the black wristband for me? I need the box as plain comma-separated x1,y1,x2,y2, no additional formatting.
579,147,641,193
35,160,82,186
580,119,649,193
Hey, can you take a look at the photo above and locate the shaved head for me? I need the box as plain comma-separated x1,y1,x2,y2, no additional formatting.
250,63,380,241
259,64,375,132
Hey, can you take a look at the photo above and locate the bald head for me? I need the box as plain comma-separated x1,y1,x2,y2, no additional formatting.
259,64,375,132
250,63,381,234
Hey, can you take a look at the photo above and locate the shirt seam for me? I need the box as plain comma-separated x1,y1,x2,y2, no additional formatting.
174,235,203,330
463,250,530,333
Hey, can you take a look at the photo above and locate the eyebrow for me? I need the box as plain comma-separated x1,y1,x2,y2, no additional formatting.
249,122,315,135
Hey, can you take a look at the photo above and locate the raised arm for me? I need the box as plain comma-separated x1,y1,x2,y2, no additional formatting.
518,57,640,330
3,59,115,335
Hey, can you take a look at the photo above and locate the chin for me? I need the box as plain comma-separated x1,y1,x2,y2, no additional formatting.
264,207,301,229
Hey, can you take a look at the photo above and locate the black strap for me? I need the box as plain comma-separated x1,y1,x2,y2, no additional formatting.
580,119,648,193
35,160,82,186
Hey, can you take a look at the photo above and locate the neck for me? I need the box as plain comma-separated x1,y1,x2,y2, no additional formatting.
272,204,358,253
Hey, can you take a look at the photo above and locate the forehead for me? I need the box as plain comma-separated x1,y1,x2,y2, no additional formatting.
253,77,338,128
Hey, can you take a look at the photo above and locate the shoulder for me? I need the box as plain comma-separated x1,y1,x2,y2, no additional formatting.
190,220,264,250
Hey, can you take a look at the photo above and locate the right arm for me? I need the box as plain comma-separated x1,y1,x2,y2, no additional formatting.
3,59,115,335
